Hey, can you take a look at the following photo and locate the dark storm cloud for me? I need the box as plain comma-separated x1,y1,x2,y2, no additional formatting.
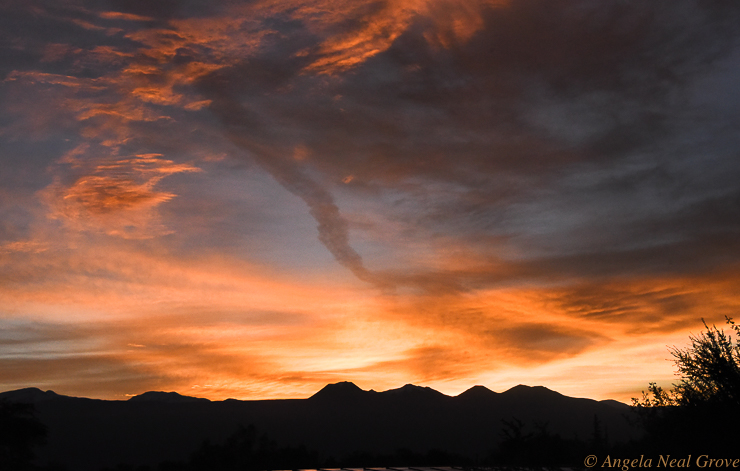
188,0,740,289
302,0,739,179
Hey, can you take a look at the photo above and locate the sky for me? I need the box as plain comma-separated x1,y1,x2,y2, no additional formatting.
1,0,739,403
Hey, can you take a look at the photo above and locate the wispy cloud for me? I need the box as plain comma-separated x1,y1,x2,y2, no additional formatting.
41,154,200,239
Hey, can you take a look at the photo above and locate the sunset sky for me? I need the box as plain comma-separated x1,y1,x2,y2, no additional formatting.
1,0,740,403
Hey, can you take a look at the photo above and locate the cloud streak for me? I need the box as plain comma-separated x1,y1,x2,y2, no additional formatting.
204,92,380,285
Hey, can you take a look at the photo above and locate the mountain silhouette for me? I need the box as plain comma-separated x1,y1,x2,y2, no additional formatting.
0,387,63,403
503,384,562,396
381,383,448,400
309,381,370,402
455,384,498,401
127,391,210,403
0,382,638,471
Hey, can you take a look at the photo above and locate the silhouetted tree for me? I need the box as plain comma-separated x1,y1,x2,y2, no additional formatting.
672,317,740,406
0,400,47,470
633,317,740,453
635,317,740,408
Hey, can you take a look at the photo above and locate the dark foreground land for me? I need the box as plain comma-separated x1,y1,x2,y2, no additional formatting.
1,382,635,471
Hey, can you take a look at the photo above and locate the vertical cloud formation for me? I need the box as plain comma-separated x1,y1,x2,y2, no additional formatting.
204,91,378,284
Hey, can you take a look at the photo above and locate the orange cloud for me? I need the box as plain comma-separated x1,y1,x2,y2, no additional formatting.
64,175,173,214
288,0,508,73
42,155,200,239
0,240,48,254
99,11,153,22
5,71,86,88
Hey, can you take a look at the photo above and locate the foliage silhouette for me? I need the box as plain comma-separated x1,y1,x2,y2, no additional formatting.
634,316,740,408
632,317,740,454
672,317,740,406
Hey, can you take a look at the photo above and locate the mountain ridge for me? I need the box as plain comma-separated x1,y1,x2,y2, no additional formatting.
0,382,628,404
0,387,67,403
0,381,638,471
127,391,211,403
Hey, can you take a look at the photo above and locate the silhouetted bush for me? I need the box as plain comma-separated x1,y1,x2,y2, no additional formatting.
632,317,740,454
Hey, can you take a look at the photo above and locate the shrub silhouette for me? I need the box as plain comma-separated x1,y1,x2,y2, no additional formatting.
635,316,740,408
671,317,740,406
633,317,740,454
